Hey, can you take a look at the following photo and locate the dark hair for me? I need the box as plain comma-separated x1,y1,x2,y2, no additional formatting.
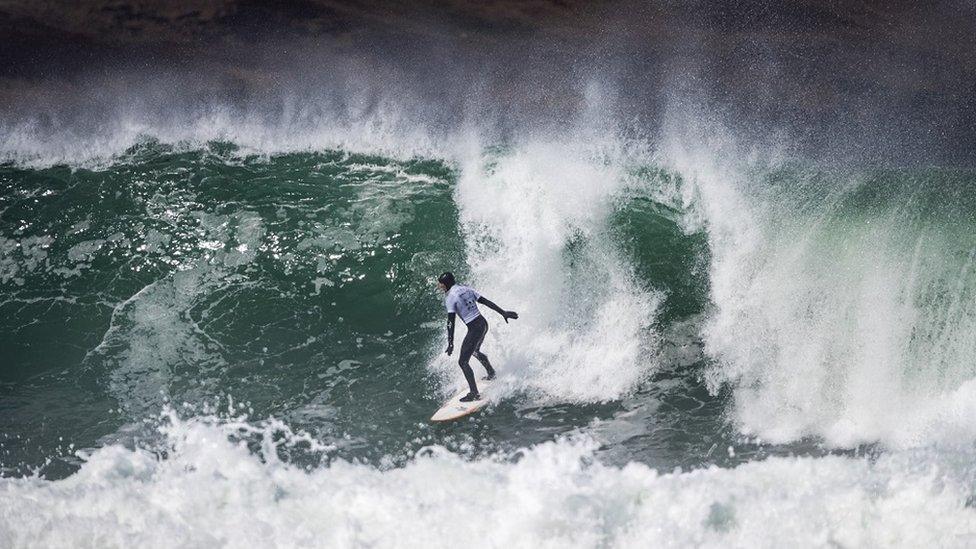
438,271,456,289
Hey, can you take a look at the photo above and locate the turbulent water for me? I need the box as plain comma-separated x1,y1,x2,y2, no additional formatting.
2,121,976,547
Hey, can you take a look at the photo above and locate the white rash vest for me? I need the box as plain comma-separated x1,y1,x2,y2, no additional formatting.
444,285,483,324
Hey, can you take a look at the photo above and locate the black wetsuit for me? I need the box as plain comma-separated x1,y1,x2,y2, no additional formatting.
457,314,493,394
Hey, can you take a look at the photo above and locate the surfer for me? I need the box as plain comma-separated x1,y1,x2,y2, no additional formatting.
437,271,518,402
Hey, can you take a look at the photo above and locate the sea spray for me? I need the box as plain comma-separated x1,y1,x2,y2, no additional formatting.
663,118,976,448
440,136,663,403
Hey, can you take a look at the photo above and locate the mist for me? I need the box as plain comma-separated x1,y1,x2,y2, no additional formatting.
1,0,974,165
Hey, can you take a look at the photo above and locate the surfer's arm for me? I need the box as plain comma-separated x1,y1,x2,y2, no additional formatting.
477,296,519,323
445,312,456,355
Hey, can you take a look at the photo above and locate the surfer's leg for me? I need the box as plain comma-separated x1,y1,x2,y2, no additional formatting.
473,341,495,379
472,318,495,379
474,351,495,379
458,357,478,395
458,327,480,395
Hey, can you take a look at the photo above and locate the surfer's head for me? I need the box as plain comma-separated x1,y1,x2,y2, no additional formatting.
437,271,456,292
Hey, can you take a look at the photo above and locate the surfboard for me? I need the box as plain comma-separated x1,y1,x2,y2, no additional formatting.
430,379,492,423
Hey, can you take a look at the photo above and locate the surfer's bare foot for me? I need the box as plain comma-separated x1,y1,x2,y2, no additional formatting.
483,371,496,381
460,392,481,402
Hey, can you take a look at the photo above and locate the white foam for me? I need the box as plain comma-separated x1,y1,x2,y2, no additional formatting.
1,412,974,548
433,134,661,403
0,235,55,285
661,112,976,449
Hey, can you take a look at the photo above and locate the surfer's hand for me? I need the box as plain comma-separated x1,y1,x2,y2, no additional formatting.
445,344,453,356
503,311,519,323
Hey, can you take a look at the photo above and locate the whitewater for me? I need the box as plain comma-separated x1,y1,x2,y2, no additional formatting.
2,96,976,548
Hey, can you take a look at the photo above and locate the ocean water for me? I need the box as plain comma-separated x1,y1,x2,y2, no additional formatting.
1,118,976,547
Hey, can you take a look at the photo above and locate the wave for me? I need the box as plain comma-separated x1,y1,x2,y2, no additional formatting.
5,99,976,461
3,104,976,549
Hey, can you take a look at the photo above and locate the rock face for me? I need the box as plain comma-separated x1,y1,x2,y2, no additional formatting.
0,1,974,164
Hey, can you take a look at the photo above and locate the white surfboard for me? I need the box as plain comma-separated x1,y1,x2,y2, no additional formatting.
430,379,492,423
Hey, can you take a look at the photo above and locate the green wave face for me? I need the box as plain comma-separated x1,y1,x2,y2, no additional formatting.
0,143,473,471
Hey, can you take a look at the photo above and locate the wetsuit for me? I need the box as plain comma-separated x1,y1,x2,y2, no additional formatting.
444,284,503,396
